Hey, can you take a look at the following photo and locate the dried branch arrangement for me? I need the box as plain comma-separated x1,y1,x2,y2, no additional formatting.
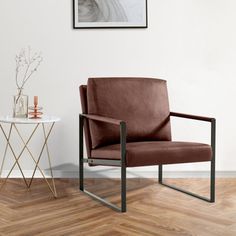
15,47,43,92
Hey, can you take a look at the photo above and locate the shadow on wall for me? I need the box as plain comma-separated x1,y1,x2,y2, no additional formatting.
46,163,147,178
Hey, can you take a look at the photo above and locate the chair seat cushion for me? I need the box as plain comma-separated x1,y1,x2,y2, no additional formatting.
91,141,212,167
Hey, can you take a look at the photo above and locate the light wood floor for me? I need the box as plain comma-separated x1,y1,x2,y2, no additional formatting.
0,178,235,236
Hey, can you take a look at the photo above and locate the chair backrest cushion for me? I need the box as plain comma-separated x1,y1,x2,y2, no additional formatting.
87,77,171,149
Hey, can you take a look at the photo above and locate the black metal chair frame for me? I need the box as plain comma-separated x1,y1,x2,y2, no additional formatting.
79,112,216,213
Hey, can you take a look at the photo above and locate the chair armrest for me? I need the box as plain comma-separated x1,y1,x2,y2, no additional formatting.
80,114,124,125
170,111,216,164
79,113,127,165
170,112,215,122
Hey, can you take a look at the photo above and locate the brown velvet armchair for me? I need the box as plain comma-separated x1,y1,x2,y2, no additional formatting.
79,77,216,212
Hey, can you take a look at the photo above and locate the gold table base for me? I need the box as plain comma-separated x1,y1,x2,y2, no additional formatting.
0,122,57,197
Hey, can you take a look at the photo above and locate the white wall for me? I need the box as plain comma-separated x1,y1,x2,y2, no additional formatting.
0,0,235,177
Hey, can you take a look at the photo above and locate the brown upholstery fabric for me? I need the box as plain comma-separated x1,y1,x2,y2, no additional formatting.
87,78,171,149
91,141,212,167
79,85,92,156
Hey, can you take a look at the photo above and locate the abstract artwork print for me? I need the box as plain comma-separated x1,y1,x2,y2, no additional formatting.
73,0,147,28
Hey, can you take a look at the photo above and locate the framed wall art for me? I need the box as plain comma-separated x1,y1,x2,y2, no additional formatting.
73,0,148,29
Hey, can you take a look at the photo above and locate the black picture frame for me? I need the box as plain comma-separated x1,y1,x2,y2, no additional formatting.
73,0,148,29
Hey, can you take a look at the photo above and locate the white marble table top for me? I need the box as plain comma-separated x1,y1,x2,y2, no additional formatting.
0,116,60,124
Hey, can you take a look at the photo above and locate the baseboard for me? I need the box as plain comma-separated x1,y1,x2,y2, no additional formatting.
1,170,236,178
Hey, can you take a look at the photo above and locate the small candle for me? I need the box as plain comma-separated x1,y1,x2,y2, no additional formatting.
34,96,38,106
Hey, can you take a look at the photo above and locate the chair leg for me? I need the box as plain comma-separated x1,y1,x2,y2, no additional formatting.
159,161,215,203
79,157,84,191
121,164,126,212
158,165,163,183
79,115,84,191
210,159,215,202
82,161,126,212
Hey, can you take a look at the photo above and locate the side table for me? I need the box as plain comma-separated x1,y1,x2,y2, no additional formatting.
0,116,60,197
